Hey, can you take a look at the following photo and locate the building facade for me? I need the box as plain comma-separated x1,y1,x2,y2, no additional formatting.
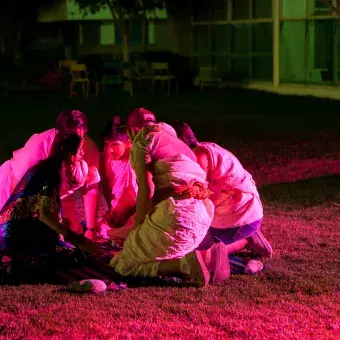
193,0,340,87
37,0,176,59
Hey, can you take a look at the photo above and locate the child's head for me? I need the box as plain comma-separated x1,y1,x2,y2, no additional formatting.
103,116,131,160
168,120,199,149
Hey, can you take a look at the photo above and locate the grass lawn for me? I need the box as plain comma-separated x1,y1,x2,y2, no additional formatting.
0,89,339,339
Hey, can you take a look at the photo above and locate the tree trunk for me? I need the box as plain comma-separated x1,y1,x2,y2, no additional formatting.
141,19,147,53
108,4,132,94
122,25,130,64
121,20,132,94
170,16,192,57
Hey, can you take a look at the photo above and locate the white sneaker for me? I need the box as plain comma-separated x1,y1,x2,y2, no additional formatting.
248,231,273,259
205,242,230,285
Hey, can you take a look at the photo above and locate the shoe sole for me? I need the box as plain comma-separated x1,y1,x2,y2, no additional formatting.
211,243,230,285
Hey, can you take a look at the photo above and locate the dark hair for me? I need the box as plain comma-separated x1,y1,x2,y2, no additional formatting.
58,133,82,159
55,109,88,136
103,116,129,144
51,109,87,158
169,120,198,149
44,133,83,191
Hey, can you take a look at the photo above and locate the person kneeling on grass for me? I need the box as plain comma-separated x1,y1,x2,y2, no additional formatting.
0,109,101,240
97,116,137,241
109,108,231,287
0,134,100,282
170,121,272,260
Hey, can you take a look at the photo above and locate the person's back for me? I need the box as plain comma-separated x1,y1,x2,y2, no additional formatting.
11,129,57,183
131,126,202,192
195,142,263,228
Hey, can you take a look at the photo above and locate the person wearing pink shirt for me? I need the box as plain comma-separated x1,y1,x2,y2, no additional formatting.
171,121,272,259
97,117,137,240
109,108,232,287
0,109,100,240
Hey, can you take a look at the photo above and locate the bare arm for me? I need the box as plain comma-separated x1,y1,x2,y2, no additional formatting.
39,196,70,236
135,167,154,225
39,195,100,255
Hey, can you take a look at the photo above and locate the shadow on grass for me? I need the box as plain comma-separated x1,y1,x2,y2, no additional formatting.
259,175,340,207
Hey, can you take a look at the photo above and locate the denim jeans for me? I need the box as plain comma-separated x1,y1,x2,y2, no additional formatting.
197,218,263,250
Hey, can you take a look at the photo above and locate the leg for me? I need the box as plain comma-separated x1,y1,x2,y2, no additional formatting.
61,199,83,234
83,189,99,240
157,259,181,276
248,230,273,258
224,239,249,254
208,222,259,254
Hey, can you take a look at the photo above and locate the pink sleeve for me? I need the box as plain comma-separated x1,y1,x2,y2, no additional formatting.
11,129,56,181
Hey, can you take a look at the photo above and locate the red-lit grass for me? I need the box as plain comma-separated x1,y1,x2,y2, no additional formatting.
1,136,339,339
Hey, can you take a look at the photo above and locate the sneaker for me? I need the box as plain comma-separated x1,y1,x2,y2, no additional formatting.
184,251,210,287
205,242,230,285
248,231,273,259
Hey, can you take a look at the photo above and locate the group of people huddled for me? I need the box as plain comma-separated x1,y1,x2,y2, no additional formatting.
0,108,272,287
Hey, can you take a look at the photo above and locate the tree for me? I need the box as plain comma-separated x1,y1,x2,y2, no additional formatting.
74,0,164,90
0,0,59,63
163,0,194,57
323,0,340,14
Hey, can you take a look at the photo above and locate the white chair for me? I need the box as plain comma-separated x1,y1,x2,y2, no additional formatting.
197,66,222,92
151,62,178,95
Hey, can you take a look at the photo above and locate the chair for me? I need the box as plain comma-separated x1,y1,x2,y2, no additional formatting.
95,61,124,98
133,61,153,87
69,64,90,98
196,66,222,92
151,62,178,95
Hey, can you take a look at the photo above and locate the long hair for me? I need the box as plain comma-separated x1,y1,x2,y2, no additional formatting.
46,133,83,190
55,109,88,136
0,134,82,214
168,120,198,149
